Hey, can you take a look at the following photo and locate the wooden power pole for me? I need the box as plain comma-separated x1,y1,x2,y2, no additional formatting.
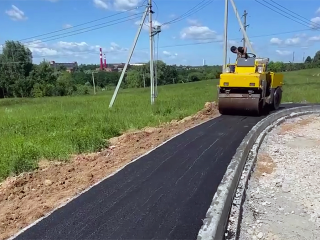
242,10,249,48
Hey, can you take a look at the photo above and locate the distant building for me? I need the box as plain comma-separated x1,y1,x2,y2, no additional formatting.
131,63,146,66
110,63,126,69
49,61,78,72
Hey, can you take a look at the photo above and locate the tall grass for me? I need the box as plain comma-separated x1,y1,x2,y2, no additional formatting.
0,80,217,180
281,68,320,103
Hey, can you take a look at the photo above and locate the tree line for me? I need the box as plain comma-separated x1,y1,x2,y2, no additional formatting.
1,40,320,98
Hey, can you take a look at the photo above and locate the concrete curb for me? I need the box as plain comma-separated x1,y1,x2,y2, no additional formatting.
197,104,320,240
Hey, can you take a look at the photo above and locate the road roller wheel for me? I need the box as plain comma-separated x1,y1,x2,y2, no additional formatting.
271,87,282,110
218,97,262,116
255,99,263,116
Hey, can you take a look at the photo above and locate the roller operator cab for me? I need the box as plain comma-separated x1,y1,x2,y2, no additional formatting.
218,54,284,116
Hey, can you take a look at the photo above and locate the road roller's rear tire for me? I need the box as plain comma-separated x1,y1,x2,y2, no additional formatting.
255,99,263,116
270,87,282,111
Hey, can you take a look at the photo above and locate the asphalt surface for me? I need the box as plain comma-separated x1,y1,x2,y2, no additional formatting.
14,104,305,240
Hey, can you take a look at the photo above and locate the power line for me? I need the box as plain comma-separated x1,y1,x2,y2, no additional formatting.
0,4,146,46
1,26,314,56
2,15,141,49
2,0,213,48
254,0,319,30
21,13,144,45
161,0,213,26
1,1,316,58
1,27,313,61
269,0,320,29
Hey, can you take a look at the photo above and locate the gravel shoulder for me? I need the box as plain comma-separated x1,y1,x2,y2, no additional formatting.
0,102,218,240
239,114,320,240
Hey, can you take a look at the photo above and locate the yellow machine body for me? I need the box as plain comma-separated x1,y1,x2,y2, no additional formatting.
218,57,284,115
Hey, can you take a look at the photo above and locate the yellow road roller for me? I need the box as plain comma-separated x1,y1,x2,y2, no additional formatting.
218,53,284,115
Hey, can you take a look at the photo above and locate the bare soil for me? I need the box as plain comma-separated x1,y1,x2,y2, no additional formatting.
0,102,219,240
277,116,315,135
254,153,276,178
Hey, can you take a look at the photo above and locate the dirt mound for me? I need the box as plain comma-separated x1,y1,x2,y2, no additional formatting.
0,102,218,240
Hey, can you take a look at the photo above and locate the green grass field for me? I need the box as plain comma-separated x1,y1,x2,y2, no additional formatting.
281,69,320,102
0,68,320,180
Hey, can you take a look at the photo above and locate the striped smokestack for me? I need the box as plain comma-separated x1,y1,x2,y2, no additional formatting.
104,54,107,68
100,48,103,70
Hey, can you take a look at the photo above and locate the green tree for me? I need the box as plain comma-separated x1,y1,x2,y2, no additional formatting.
31,83,43,97
313,51,320,62
0,40,33,97
27,60,57,96
56,72,76,96
125,70,142,88
188,72,203,82
305,56,312,63
58,65,67,71
72,72,91,85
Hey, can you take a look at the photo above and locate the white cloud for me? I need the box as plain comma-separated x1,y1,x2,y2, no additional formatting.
12,40,150,63
270,37,282,45
5,5,27,21
113,0,142,11
109,42,128,52
270,37,301,46
63,24,73,29
25,40,59,57
162,51,178,59
294,33,307,38
310,17,320,29
316,7,320,14
93,0,108,9
22,40,129,60
180,25,219,42
284,37,300,45
134,19,168,31
308,36,320,41
276,50,291,56
93,0,142,11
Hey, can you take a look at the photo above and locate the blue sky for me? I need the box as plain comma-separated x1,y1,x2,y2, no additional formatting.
1,0,320,65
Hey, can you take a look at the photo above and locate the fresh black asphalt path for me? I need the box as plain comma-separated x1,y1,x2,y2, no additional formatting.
14,104,305,240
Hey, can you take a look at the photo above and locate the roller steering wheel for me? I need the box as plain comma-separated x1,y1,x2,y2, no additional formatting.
246,53,256,58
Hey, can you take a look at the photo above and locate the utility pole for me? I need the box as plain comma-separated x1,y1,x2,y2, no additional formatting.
149,0,155,104
109,6,149,108
230,0,255,55
91,71,96,94
293,52,295,62
242,10,249,48
152,26,161,98
222,0,228,73
142,71,145,88
303,52,305,62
